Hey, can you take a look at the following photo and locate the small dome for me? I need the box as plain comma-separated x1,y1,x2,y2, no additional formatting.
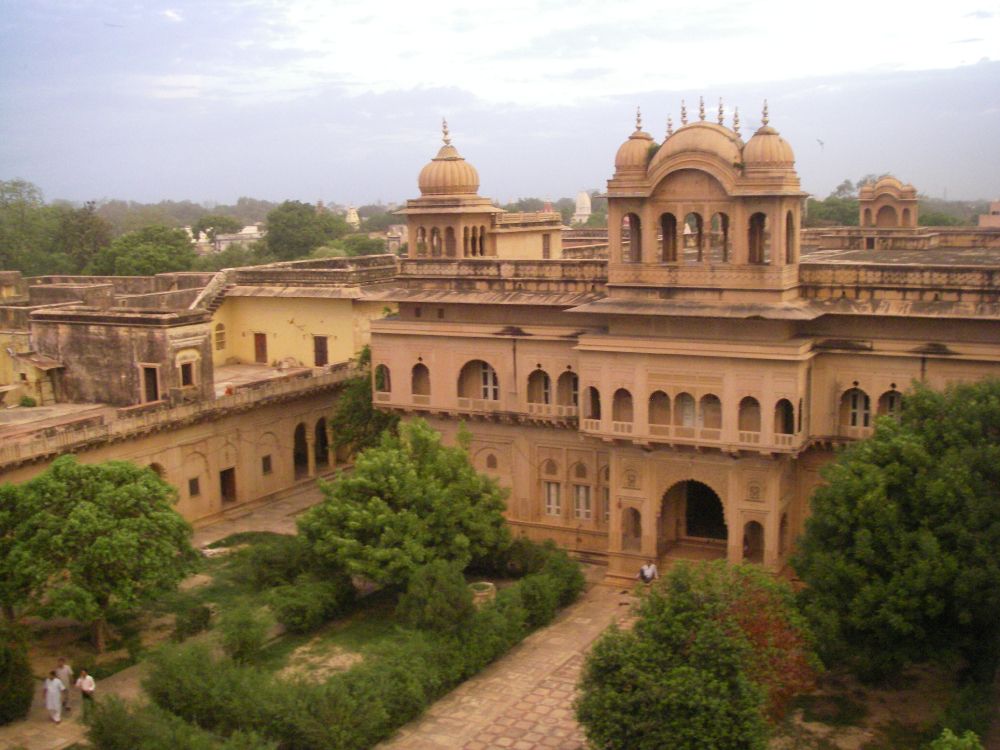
615,128,656,173
869,175,917,198
652,121,742,168
418,122,480,196
742,125,795,167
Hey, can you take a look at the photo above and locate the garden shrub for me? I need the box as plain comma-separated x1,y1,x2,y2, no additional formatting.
519,573,560,629
0,625,33,725
930,729,984,750
269,575,353,634
174,603,212,641
539,544,586,606
218,605,271,664
396,560,475,633
18,396,36,407
235,534,311,590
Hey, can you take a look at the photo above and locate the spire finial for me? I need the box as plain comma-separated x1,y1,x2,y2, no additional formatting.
442,118,451,146
717,98,725,126
761,99,769,127
698,96,706,121
635,106,642,132
680,99,688,126
733,107,741,137
666,115,674,138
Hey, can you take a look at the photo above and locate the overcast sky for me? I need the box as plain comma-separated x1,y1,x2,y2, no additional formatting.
1,0,998,205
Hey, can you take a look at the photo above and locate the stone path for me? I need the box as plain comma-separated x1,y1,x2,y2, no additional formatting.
378,582,632,750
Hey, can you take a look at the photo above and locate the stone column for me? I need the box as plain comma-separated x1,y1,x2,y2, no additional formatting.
306,432,317,478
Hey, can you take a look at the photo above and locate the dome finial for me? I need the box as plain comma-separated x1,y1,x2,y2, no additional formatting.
717,98,725,126
680,99,688,126
635,106,642,132
698,96,706,121
761,99,769,127
733,107,741,137
442,117,451,146
666,115,674,138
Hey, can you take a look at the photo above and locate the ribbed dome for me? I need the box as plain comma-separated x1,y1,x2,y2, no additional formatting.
653,121,742,168
418,123,481,196
864,175,917,198
614,129,656,173
742,125,795,167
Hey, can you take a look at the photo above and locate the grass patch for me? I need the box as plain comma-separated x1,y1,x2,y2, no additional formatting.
793,693,870,727
204,530,288,549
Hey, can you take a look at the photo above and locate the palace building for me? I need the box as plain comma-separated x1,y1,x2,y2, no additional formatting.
370,102,1000,582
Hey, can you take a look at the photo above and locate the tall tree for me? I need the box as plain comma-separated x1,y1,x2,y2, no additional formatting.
326,345,398,455
265,201,349,260
192,214,243,241
50,201,113,272
793,380,1000,677
89,225,195,275
298,419,509,587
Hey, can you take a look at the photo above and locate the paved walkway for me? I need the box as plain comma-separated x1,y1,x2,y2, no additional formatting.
378,581,632,750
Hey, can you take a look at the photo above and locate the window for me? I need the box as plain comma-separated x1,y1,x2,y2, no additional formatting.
214,323,226,351
261,455,273,475
415,307,422,318
374,364,391,393
254,332,267,364
437,308,444,319
602,486,610,522
849,389,871,427
544,481,561,516
542,233,551,259
313,336,329,367
188,477,200,497
574,484,592,520
142,366,159,403
486,453,498,470
480,361,499,400
180,362,194,387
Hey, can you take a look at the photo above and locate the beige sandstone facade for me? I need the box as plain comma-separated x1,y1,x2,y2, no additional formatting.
371,105,1000,582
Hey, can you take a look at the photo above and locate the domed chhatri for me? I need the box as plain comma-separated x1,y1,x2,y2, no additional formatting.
654,120,743,169
417,119,480,196
742,100,795,168
614,107,657,174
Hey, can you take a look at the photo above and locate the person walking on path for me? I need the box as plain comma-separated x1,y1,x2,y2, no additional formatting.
43,671,66,723
75,669,96,720
55,657,73,714
637,560,659,584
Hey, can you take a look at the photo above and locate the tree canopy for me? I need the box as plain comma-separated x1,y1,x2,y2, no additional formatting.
576,562,816,750
792,379,1000,677
2,456,198,649
297,419,509,587
192,214,243,240
265,201,349,260
326,345,399,456
89,225,196,276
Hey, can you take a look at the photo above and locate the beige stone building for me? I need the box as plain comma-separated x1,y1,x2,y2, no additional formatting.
370,106,1000,582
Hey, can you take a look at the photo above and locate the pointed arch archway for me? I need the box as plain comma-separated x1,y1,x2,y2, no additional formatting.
658,479,727,558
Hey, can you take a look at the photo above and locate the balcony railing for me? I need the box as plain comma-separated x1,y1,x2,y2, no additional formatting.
456,397,500,412
374,392,391,402
840,424,874,440
581,418,601,432
612,421,633,434
738,430,761,444
412,394,431,406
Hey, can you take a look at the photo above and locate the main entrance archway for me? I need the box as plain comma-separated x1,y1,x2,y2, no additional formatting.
658,480,727,559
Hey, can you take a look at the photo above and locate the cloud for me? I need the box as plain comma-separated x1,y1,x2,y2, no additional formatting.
162,8,183,22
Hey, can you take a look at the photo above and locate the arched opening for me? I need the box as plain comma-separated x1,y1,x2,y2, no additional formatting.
623,213,642,262
444,226,456,257
556,371,579,408
785,210,796,263
148,462,166,479
479,225,486,255
542,458,558,476
660,212,678,262
622,507,642,551
527,369,551,404
698,394,722,430
584,386,602,420
458,360,498,400
293,423,308,479
214,323,226,351
877,389,902,419
612,388,633,423
773,398,795,435
673,392,696,432
840,387,871,428
902,207,912,226
416,227,427,256
779,513,789,556
430,227,442,256
738,396,761,437
876,205,898,227
683,212,704,263
648,391,671,431
748,212,769,264
572,463,592,520
862,208,873,227
709,212,729,263
314,417,329,469
743,521,764,564
541,459,560,516
659,480,727,556
485,453,498,470
374,364,391,393
411,363,430,397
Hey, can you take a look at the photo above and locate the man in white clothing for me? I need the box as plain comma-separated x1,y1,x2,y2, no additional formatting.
43,671,66,723
55,657,73,713
638,560,659,584
75,669,96,720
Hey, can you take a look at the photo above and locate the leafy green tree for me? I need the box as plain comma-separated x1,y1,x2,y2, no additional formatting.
0,178,59,273
396,560,475,633
554,197,576,224
793,380,1000,678
930,729,984,750
804,195,859,227
0,624,33,724
919,209,964,226
340,234,387,256
327,345,399,456
298,419,510,587
191,241,273,272
265,201,349,260
192,214,243,241
14,456,198,650
577,562,795,750
89,225,196,275
50,201,113,272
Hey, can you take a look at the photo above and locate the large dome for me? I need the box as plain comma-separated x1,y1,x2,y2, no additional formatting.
652,121,743,168
418,122,480,196
614,129,655,173
742,125,795,168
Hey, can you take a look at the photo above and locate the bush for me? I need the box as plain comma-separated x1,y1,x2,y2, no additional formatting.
218,605,271,664
0,625,33,725
929,729,984,750
174,603,212,641
396,560,475,633
519,574,560,629
269,575,354,634
235,535,311,590
539,544,586,606
17,396,36,407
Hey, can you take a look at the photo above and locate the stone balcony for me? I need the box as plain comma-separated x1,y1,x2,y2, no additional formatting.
579,417,808,453
375,392,579,427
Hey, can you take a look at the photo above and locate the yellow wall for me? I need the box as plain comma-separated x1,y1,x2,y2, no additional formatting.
495,229,562,259
0,330,30,388
211,297,390,368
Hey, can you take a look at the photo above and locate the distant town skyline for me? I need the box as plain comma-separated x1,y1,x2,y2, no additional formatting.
2,1,998,204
